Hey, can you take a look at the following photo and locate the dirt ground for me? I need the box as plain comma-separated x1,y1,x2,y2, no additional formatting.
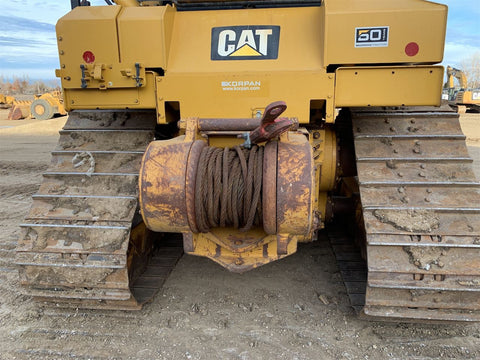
0,109,479,360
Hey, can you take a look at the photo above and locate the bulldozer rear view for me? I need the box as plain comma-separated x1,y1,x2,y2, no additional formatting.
16,0,480,321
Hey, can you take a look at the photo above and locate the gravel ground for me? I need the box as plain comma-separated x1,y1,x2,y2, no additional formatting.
0,108,479,360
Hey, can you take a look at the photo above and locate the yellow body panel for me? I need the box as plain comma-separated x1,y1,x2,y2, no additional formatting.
323,0,447,65
57,6,124,87
456,90,480,106
56,0,448,116
117,6,174,68
64,72,157,108
190,229,298,272
335,66,444,107
166,7,325,72
156,72,335,123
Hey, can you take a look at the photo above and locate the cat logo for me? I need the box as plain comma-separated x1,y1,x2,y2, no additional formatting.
355,26,389,48
211,26,280,60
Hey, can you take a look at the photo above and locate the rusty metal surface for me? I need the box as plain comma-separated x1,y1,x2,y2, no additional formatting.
15,110,182,310
139,137,191,233
185,140,207,234
198,117,264,131
248,101,295,144
351,108,480,321
197,116,299,132
189,229,298,273
262,141,277,235
276,133,314,235
139,113,316,272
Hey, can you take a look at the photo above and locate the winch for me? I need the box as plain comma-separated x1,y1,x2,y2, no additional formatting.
139,102,336,271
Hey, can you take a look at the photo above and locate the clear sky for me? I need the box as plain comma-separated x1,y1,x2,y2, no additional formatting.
0,0,479,80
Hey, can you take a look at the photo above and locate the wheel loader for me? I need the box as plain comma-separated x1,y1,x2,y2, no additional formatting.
7,91,67,120
16,0,480,321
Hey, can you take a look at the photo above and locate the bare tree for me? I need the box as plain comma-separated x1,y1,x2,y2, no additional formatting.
0,76,59,96
460,52,480,89
32,80,48,94
20,76,29,94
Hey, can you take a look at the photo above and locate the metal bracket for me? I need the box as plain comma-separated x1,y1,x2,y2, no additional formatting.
239,132,252,149
80,64,87,89
135,63,143,87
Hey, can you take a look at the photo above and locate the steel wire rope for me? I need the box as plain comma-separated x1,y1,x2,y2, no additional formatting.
194,145,264,232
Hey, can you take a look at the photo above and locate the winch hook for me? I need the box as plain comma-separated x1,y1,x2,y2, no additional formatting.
240,101,294,148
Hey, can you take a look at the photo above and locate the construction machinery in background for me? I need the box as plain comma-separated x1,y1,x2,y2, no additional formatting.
7,100,32,120
30,91,67,120
7,91,67,120
443,65,480,112
16,0,480,321
0,94,15,109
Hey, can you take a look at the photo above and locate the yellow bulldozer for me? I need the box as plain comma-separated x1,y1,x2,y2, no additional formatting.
7,91,67,120
16,0,480,322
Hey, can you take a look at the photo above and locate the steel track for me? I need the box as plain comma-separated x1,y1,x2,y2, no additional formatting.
333,107,480,321
15,110,183,310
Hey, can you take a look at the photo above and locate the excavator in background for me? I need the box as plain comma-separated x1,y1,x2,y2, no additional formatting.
443,65,480,112
7,91,67,120
16,0,480,322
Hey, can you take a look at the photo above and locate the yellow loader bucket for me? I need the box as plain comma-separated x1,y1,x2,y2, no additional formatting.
7,100,32,120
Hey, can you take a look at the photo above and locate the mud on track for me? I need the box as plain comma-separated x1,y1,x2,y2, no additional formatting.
0,109,479,359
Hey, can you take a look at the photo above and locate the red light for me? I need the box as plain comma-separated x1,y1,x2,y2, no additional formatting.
83,51,95,64
405,42,419,57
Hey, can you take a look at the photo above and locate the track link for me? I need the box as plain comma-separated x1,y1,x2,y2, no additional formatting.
346,107,480,321
15,110,183,310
